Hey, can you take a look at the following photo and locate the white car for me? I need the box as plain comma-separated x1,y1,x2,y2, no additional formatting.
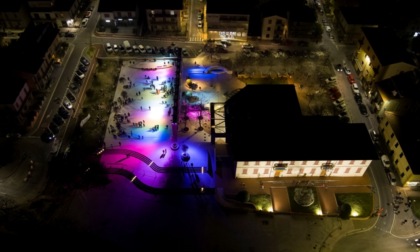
81,18,89,27
381,155,391,168
106,43,113,53
63,98,73,110
325,25,331,32
197,21,203,28
351,83,360,94
242,43,254,49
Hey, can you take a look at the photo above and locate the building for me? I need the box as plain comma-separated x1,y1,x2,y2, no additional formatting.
353,27,417,94
0,0,31,31
0,22,60,132
222,84,377,179
206,0,255,41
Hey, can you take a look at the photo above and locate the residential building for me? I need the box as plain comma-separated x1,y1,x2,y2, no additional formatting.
353,27,417,94
141,0,184,34
378,100,420,187
98,0,137,31
0,0,31,31
206,0,254,41
0,22,60,131
27,0,85,28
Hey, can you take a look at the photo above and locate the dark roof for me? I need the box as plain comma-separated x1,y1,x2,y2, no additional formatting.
384,110,420,174
13,22,59,74
207,0,257,14
99,0,183,12
376,70,420,101
362,27,415,66
225,84,377,161
0,74,25,104
0,0,24,12
98,0,137,12
339,7,380,25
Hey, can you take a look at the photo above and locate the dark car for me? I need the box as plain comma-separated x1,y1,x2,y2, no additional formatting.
358,103,368,116
80,56,90,66
66,92,76,103
53,114,65,126
79,64,88,73
40,129,55,143
64,32,75,38
58,107,70,119
354,93,363,104
49,122,60,134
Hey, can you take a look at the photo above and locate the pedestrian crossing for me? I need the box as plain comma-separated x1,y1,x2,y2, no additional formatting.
190,36,203,42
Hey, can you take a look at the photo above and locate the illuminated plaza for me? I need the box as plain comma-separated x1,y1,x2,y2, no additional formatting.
99,56,245,191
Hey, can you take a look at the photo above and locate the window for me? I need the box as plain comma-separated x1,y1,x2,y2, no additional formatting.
244,161,248,165
311,168,316,174
266,161,271,165
314,161,319,165
395,159,399,164
400,172,404,178
391,133,394,138
406,166,410,171
268,19,272,24
170,10,175,16
395,142,399,148
399,152,404,158
255,161,260,166
385,121,389,126
267,27,271,31
264,169,269,174
290,161,295,165
273,163,288,170
349,160,355,165
302,161,307,165
253,169,258,174
151,10,155,15
338,160,343,165
299,168,304,174
242,168,247,174
333,168,339,173
345,168,350,173
361,160,367,164
287,169,292,174
356,168,362,173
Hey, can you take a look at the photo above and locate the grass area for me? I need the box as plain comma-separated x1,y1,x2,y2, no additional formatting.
72,58,120,153
336,193,373,218
249,194,272,212
409,197,420,219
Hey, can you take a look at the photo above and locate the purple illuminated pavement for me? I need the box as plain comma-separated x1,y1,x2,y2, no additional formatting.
99,58,245,192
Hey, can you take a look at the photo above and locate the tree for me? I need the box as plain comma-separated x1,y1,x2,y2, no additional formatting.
339,203,351,220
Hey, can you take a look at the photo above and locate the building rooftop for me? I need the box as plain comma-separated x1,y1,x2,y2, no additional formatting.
225,84,377,161
362,27,415,66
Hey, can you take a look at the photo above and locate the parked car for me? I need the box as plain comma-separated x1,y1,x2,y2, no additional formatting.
80,56,90,66
66,92,76,103
75,70,85,79
49,122,60,134
351,83,360,94
343,66,351,75
63,97,73,109
387,172,397,186
354,93,363,104
381,154,391,168
221,40,232,46
81,18,89,27
197,20,203,28
106,43,113,53
64,31,75,38
53,114,64,126
335,64,343,72
79,64,88,73
58,107,70,119
370,129,379,142
358,103,368,116
41,129,55,143
242,43,254,49
347,74,355,84
113,44,119,52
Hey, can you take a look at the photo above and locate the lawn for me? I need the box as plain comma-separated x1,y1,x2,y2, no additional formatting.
409,197,420,219
336,193,373,218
